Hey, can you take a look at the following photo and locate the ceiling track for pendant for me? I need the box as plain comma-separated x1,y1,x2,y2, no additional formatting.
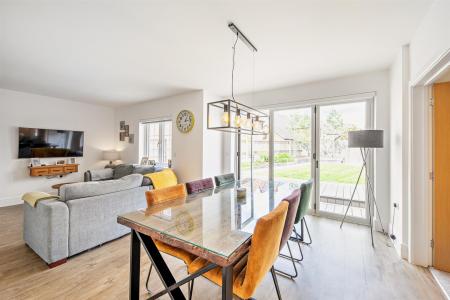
228,23,258,52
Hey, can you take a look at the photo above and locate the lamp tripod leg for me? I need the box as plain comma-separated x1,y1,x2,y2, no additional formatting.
361,148,375,247
340,160,366,229
362,149,386,235
368,191,375,247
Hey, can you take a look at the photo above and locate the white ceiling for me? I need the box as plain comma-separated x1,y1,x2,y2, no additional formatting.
0,0,433,107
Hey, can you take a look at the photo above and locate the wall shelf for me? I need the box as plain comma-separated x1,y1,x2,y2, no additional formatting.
29,164,79,177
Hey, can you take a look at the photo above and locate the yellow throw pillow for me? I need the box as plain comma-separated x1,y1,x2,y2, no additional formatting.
145,169,178,189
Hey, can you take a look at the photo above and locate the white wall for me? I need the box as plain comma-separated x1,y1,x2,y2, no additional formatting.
239,70,391,227
410,0,450,83
115,91,204,183
0,89,115,207
115,90,225,183
389,45,410,259
406,0,450,266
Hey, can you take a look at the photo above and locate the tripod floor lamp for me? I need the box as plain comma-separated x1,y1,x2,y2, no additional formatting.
340,130,385,247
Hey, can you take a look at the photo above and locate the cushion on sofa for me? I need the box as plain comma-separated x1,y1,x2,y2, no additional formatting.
90,168,114,181
59,174,144,201
113,164,134,179
145,169,177,189
133,165,156,175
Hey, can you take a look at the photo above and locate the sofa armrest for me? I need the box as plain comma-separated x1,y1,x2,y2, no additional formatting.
23,200,69,264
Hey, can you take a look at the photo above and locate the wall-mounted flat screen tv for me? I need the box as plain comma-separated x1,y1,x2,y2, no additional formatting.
18,127,84,158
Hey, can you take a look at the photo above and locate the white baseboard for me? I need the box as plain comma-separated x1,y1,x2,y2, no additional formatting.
0,196,22,207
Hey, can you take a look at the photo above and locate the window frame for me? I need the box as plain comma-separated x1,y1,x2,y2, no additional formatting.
139,118,172,165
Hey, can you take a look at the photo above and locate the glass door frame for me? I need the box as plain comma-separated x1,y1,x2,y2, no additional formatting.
235,94,375,225
314,98,374,225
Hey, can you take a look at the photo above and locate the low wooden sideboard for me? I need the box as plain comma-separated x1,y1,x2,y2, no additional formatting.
29,164,79,177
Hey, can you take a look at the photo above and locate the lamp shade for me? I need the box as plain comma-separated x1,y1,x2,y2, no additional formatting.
348,130,384,148
103,150,120,161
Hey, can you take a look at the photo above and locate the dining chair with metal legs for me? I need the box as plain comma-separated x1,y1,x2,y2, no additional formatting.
279,179,313,265
275,188,301,279
144,184,197,295
186,201,289,300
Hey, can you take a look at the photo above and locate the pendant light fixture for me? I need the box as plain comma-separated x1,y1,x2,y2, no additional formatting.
207,23,269,135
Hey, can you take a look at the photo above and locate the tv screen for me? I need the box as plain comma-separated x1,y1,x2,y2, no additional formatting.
18,127,84,158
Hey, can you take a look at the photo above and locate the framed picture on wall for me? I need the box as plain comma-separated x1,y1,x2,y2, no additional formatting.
128,133,134,144
120,121,126,130
140,157,148,165
119,132,125,141
124,125,130,137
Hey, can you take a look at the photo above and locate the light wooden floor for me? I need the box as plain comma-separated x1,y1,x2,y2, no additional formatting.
0,204,444,300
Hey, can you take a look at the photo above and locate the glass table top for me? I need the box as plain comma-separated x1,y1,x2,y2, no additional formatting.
119,179,298,259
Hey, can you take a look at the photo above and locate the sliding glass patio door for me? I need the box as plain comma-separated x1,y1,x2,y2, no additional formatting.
237,97,372,224
316,101,371,222
272,108,314,198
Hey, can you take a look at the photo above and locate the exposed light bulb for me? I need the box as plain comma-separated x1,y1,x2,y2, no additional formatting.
222,104,229,125
253,116,261,131
235,108,241,128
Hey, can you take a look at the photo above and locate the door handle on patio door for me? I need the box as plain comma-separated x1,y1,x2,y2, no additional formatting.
316,160,319,168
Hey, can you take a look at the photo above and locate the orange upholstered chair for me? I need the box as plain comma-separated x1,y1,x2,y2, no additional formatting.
187,201,289,300
144,184,196,293
145,183,187,207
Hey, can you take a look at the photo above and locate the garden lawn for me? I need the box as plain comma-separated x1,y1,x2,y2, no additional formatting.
274,162,363,184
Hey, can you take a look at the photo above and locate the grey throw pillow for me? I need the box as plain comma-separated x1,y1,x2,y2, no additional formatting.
90,168,114,181
113,164,134,179
133,165,155,175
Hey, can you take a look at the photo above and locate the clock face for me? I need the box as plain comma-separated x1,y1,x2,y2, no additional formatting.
176,110,195,133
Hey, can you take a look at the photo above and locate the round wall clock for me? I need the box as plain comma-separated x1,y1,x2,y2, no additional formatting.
176,110,195,133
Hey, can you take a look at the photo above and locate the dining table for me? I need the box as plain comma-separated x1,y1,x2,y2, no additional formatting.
117,178,298,300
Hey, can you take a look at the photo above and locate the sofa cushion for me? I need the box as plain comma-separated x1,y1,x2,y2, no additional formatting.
113,164,134,179
133,165,156,175
59,174,144,201
90,168,114,181
145,169,177,189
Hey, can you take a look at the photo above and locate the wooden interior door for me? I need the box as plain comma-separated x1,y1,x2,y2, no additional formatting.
433,81,450,272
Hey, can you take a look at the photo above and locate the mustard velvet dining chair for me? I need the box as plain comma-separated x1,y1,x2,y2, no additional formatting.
186,201,289,300
144,184,197,294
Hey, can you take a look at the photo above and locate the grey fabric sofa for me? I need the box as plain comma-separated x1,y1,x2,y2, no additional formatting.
23,174,149,267
83,164,161,182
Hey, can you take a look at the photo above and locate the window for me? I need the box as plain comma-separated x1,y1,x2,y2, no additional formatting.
139,120,172,165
